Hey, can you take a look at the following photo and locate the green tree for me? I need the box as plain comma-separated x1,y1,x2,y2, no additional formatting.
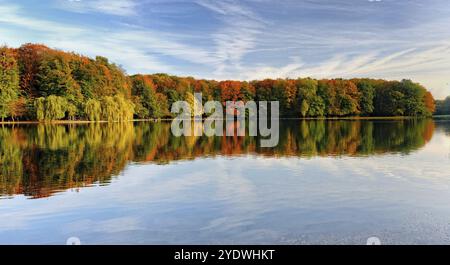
34,97,46,121
33,96,67,121
0,47,20,122
44,95,67,120
354,79,375,116
297,78,320,117
101,95,134,122
114,94,134,121
308,96,325,117
398,79,427,116
37,53,79,97
130,75,164,119
84,99,102,121
66,102,78,120
300,100,309,117
101,96,118,121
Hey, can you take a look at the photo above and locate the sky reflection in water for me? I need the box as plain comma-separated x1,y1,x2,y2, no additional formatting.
0,119,449,244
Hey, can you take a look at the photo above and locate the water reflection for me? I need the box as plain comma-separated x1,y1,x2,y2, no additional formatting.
0,119,437,198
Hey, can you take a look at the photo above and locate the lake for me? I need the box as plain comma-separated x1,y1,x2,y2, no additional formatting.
1,118,450,244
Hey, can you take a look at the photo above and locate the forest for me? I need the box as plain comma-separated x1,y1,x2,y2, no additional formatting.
0,43,438,122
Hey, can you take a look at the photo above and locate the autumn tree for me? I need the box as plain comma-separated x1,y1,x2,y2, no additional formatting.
131,75,168,119
9,97,27,121
220,81,243,106
17,43,50,97
424,91,435,115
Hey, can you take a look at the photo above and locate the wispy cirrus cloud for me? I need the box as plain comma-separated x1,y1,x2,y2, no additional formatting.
231,44,450,99
195,0,266,75
60,0,138,16
0,5,83,34
0,0,449,98
0,3,171,73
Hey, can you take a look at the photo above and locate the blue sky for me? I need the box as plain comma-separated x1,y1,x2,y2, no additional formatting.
0,0,449,99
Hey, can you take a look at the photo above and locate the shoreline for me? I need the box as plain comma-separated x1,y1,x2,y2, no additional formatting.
1,115,446,125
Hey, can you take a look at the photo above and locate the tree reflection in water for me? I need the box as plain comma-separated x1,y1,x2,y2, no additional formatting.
0,119,436,198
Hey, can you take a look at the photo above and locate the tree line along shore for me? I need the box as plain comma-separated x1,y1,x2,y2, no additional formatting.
0,43,443,123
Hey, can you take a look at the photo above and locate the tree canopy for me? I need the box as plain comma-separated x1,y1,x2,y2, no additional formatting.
0,43,440,122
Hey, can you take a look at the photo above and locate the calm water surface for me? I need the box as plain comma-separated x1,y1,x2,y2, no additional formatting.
1,118,450,244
